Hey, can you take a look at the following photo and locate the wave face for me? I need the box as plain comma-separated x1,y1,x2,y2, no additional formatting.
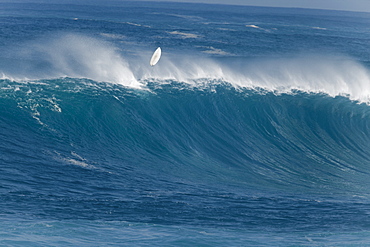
1,79,370,225
1,79,370,194
1,1,370,246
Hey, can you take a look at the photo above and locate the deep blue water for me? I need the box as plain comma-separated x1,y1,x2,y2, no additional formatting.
1,1,370,246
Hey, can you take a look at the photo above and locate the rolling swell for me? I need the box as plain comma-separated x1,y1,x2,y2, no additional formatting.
1,78,370,199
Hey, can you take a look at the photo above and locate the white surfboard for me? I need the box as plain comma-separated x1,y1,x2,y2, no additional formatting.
150,47,161,66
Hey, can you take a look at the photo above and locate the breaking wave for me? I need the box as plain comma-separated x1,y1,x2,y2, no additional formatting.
1,33,369,103
1,77,370,197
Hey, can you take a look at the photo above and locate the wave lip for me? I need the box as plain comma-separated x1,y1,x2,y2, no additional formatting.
2,32,370,103
0,33,140,87
136,55,370,104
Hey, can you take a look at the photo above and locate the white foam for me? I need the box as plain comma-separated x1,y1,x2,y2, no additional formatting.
64,158,94,168
168,31,200,39
100,33,127,40
245,24,271,32
133,54,370,104
246,24,260,29
0,73,15,81
217,28,236,31
51,151,96,169
2,33,370,103
201,46,230,56
166,13,204,21
312,27,327,30
125,22,141,27
1,33,140,87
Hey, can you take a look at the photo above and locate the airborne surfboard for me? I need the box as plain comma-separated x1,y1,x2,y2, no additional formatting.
150,47,161,66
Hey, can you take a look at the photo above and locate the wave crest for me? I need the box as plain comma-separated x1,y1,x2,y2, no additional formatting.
136,55,370,103
0,33,139,87
1,33,370,103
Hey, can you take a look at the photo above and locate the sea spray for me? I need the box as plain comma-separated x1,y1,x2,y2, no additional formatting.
2,32,370,103
136,54,370,103
0,33,139,87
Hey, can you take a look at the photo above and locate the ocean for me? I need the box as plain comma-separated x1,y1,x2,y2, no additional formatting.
1,1,370,246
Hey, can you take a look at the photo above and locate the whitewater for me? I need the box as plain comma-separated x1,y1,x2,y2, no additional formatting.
3,32,370,102
1,1,370,246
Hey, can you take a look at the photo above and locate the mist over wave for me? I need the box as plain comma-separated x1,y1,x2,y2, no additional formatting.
139,54,370,103
0,33,139,87
1,33,369,103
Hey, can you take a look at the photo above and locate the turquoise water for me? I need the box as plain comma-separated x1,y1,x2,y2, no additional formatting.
1,1,370,246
